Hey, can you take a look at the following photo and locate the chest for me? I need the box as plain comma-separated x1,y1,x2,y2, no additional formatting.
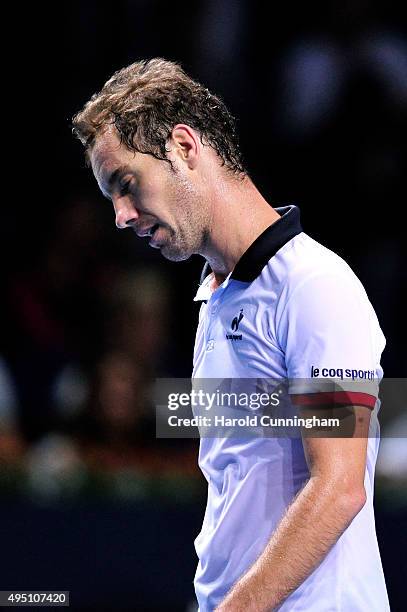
193,286,286,379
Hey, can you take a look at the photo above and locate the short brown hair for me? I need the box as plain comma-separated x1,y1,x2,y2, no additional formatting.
72,58,246,176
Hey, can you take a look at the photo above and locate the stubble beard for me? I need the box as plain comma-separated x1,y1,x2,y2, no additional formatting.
160,174,209,262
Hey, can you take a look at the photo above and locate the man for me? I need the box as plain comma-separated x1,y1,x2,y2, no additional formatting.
72,58,390,611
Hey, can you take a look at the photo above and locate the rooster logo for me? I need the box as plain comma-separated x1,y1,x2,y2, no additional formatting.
231,309,244,331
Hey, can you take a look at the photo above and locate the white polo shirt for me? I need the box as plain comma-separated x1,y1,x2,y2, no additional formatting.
192,205,390,611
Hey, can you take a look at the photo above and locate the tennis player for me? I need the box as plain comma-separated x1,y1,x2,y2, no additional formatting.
72,58,390,612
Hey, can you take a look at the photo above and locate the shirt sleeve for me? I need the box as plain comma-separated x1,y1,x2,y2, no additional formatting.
277,271,386,409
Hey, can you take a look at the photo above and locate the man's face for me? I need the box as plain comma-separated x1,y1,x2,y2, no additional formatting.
91,127,209,261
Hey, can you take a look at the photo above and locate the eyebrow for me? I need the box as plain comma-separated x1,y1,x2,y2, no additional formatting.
101,166,130,200
107,165,131,189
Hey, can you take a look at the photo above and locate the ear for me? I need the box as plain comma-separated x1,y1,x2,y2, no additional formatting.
169,124,200,170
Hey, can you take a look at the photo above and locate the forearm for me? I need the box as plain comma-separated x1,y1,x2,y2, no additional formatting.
215,476,366,612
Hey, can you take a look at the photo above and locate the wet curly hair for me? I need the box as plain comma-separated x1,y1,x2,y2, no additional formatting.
72,58,246,177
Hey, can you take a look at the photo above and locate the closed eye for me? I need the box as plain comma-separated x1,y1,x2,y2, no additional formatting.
119,180,131,197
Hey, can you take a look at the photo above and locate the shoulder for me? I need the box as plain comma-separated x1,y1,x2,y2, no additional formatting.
262,231,366,304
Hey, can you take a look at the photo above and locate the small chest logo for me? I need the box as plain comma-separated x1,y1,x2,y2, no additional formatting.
227,309,244,341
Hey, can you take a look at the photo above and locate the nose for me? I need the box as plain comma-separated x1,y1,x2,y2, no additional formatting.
114,200,139,229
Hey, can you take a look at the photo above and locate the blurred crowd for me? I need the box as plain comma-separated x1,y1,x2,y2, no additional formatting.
1,196,201,501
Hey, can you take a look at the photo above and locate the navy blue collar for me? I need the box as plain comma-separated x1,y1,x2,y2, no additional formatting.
199,205,302,284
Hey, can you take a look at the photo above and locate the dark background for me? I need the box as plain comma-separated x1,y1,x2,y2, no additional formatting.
1,1,406,610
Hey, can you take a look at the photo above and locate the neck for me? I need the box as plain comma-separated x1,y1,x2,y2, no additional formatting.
200,175,281,285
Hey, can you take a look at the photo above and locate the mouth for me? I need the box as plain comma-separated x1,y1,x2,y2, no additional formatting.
149,223,160,237
134,223,166,248
135,223,160,238
149,223,163,247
